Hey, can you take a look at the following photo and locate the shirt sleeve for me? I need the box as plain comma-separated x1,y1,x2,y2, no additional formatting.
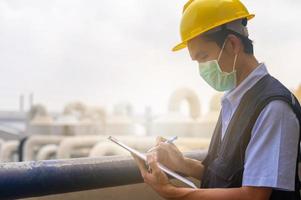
242,100,300,191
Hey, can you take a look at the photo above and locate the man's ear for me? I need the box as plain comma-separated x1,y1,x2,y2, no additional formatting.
226,34,241,55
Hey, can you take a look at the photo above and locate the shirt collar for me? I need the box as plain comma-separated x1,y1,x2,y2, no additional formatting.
221,63,269,108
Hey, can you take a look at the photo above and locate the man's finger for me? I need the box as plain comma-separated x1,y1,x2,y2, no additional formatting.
158,142,177,152
156,136,167,145
147,146,159,153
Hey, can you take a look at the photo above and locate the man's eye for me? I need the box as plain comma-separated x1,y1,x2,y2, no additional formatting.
201,55,208,60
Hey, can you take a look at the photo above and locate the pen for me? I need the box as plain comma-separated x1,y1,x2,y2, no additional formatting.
146,136,178,153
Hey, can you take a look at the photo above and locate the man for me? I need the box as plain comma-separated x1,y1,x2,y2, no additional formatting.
131,0,301,199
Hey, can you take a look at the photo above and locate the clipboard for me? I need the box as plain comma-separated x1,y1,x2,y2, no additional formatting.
108,136,197,189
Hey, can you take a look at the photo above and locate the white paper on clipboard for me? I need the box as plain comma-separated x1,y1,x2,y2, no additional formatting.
107,136,197,189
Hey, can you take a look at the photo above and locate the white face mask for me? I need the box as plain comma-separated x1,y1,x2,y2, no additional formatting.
198,39,238,92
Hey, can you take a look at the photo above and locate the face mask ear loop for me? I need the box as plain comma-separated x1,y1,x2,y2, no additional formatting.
232,54,238,72
217,39,227,62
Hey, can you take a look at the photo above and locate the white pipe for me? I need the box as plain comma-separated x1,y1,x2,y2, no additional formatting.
0,141,19,162
168,88,201,119
89,136,210,157
23,135,65,161
89,142,129,157
57,136,105,159
36,144,58,161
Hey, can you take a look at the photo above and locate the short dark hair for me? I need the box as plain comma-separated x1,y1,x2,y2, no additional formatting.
203,23,254,55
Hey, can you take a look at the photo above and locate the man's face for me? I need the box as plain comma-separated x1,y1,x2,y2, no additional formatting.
187,35,237,73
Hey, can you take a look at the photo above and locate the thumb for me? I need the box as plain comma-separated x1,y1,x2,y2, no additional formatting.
156,136,167,145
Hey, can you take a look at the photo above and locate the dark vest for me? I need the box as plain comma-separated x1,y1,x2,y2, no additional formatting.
201,74,301,200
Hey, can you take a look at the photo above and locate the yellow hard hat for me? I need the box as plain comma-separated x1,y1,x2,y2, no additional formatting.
172,0,255,52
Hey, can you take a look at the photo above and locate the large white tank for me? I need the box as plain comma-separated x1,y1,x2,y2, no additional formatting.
193,93,222,138
150,88,201,137
151,89,222,138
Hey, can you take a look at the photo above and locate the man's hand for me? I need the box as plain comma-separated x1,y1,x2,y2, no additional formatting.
131,152,174,197
150,136,205,180
131,152,272,200
149,136,186,173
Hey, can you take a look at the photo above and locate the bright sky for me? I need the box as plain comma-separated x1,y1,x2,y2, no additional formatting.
0,0,300,115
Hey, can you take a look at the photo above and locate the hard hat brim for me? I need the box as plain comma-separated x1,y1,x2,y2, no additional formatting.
172,14,255,52
172,42,187,52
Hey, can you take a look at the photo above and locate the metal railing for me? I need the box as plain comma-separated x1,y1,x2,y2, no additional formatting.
0,150,207,199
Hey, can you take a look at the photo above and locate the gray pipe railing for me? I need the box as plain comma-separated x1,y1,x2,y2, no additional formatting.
0,150,207,199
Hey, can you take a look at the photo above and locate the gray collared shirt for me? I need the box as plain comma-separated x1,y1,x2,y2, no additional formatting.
221,63,300,191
